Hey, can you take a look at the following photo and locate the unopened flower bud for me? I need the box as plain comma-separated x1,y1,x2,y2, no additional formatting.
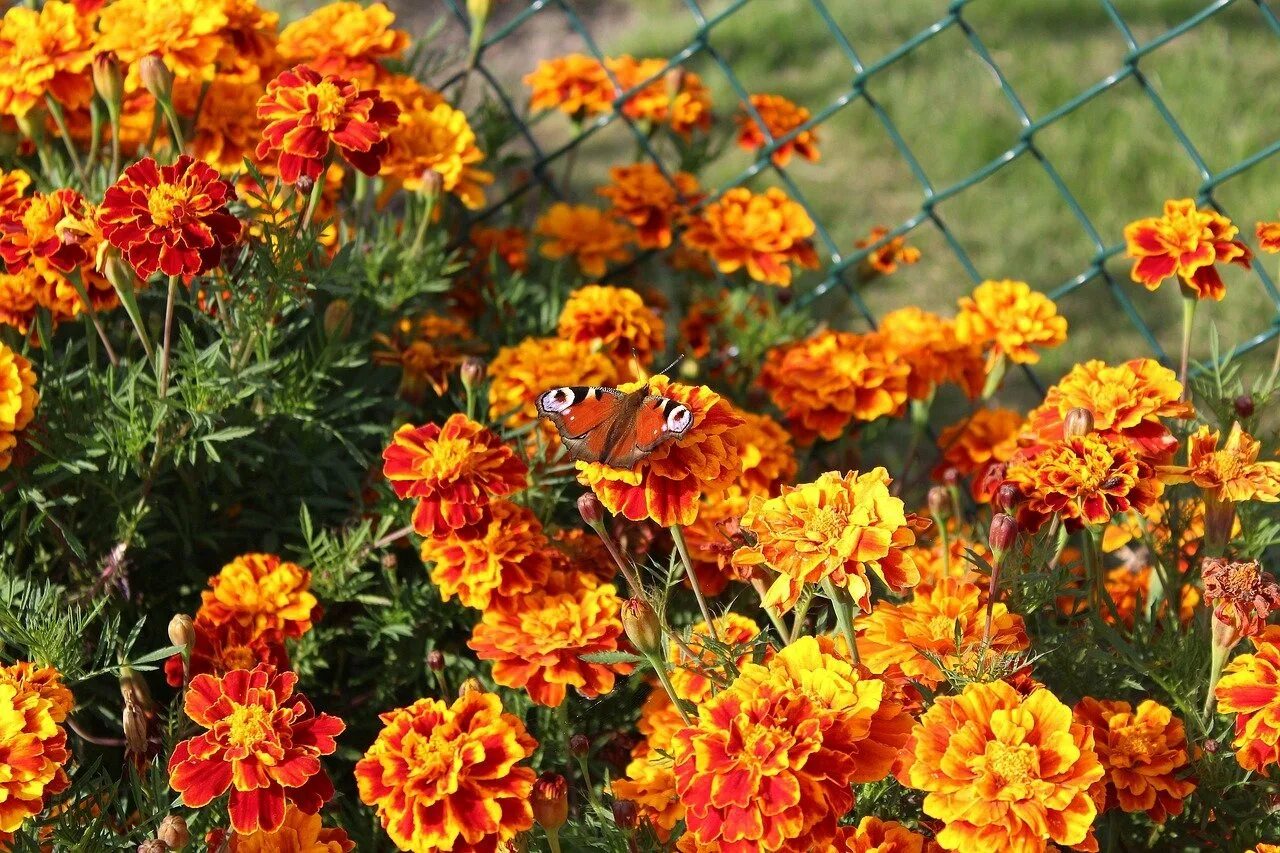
568,733,590,758
611,798,639,830
103,250,137,292
418,169,444,199
119,667,152,710
427,649,445,671
137,840,169,853
92,52,124,112
993,483,1021,513
577,492,605,528
14,108,46,143
1062,407,1094,439
989,513,1018,558
323,299,353,340
926,486,949,519
168,614,195,651
1203,738,1219,754
157,815,189,851
460,356,485,392
940,466,960,487
1235,394,1255,418
457,677,482,697
381,552,398,571
621,598,662,657
294,174,315,194
139,53,174,102
123,699,149,754
531,772,569,832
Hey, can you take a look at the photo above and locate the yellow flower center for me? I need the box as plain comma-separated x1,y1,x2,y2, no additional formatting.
309,81,350,132
146,183,189,227
1205,450,1245,483
220,644,257,672
21,195,61,238
807,506,847,541
1113,721,1160,760
1164,206,1210,252
224,702,273,750
984,740,1037,786
927,614,958,643
419,437,475,480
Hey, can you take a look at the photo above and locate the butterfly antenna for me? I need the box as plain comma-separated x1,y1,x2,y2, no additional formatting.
658,353,685,377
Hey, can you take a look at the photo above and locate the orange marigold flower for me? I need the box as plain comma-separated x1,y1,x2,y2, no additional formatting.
732,410,798,495
0,0,95,119
1202,557,1280,640
955,279,1067,367
608,56,714,136
256,64,399,185
419,499,553,611
673,637,912,852
534,202,633,278
935,407,1023,484
828,816,932,852
681,486,756,590
1158,422,1280,504
908,536,989,587
733,468,926,612
0,663,72,724
468,570,629,707
668,613,761,704
0,670,70,836
0,168,31,211
1005,432,1161,532
471,225,528,273
381,413,528,539
95,0,228,89
736,93,820,166
168,666,343,834
381,101,493,207
525,54,615,119
0,269,39,336
899,680,1104,852
760,330,910,443
487,337,617,433
211,0,279,82
355,689,536,853
612,743,681,839
1215,627,1280,772
856,577,1029,689
372,313,477,403
576,376,744,527
856,226,922,276
98,155,241,282
1072,697,1196,823
277,1,408,82
682,187,818,287
184,77,268,173
597,163,701,250
1257,220,1280,254
879,307,985,401
0,341,38,472
1124,198,1251,301
164,617,290,688
0,188,96,274
226,803,354,852
198,553,318,640
557,284,665,373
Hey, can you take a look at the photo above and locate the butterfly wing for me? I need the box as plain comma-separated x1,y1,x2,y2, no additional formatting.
536,386,627,463
597,394,695,468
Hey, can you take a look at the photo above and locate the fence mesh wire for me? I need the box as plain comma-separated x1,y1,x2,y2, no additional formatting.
438,0,1280,391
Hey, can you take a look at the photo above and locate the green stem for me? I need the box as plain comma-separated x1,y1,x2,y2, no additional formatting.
787,591,814,644
822,579,860,663
937,512,952,577
546,828,562,853
157,275,179,396
670,525,717,640
65,270,118,367
981,353,1008,399
1080,525,1104,615
1179,295,1197,398
106,102,122,180
647,653,692,726
410,191,437,255
587,517,643,599
44,95,84,180
158,97,186,154
572,751,608,817
983,548,1005,646
106,265,154,359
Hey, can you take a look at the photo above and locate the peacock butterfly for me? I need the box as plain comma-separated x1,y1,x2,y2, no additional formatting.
535,384,693,468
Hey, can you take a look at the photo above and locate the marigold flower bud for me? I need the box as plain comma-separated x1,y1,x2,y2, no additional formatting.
157,815,190,851
1062,406,1095,438
294,174,315,195
989,512,1018,558
167,614,195,651
531,772,569,832
457,677,482,697
577,492,605,528
611,798,639,830
940,465,960,487
1203,738,1220,754
460,356,485,392
323,299,353,340
92,52,124,112
568,733,590,758
621,598,662,657
103,250,137,293
119,667,152,710
137,840,169,853
123,699,149,754
427,649,445,671
1235,394,1256,418
994,483,1021,513
139,53,174,102
926,486,949,519
418,169,444,199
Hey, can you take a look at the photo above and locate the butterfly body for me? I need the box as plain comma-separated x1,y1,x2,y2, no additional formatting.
536,385,693,467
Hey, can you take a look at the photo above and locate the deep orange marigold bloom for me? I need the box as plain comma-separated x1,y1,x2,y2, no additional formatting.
1257,220,1280,253
597,163,701,249
733,468,926,612
0,671,70,836
1202,558,1280,640
682,187,818,286
736,93,820,166
0,168,30,211
534,202,633,278
760,330,910,443
372,313,476,403
168,666,344,834
355,689,536,853
672,637,912,852
908,535,989,587
731,409,798,495
199,553,318,640
1072,697,1195,823
0,0,95,118
95,0,228,89
1057,561,1199,628
0,663,72,725
164,617,290,688
608,55,714,136
382,414,528,539
856,226,922,276
576,376,744,527
0,269,39,336
556,284,665,373
277,1,408,82
612,743,681,839
935,407,1023,486
879,307,985,401
1124,198,1251,301
468,570,629,707
0,341,38,472
256,64,400,185
470,224,529,273
0,188,96,274
525,54,615,119
828,816,932,852
668,613,761,704
1158,422,1280,504
183,78,269,173
899,681,1104,852
487,336,617,433
955,279,1067,367
98,155,241,282
856,578,1029,688
226,803,354,852
1215,627,1280,772
381,101,493,207
419,499,553,611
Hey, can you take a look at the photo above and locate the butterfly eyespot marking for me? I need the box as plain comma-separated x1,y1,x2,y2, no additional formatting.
538,387,576,414
665,403,692,433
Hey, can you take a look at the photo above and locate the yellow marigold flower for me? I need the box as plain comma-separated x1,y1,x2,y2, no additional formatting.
1072,697,1196,823
668,613,760,704
382,101,493,208
487,336,617,432
0,663,72,724
355,690,536,853
212,0,279,82
733,468,926,612
681,186,818,287
672,637,912,852
1215,627,1280,772
556,284,665,374
856,577,1029,689
597,163,701,250
1158,422,1280,504
856,225,922,276
534,203,633,278
1248,846,1280,853
0,1,95,119
0,673,70,836
1124,199,1251,301
829,816,932,852
608,55,713,136
0,168,31,211
277,1,408,82
227,803,354,852
524,53,615,119
378,72,445,114
732,410,798,495
0,341,38,472
955,279,1067,367
879,307,985,401
420,499,553,611
908,535,989,587
197,553,318,639
1257,220,1280,254
935,407,1023,481
372,313,476,403
96,0,229,89
612,744,681,840
899,681,1104,852
760,330,910,443
736,93,820,166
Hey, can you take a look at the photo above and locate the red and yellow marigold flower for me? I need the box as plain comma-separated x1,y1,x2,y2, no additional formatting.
556,284,665,373
198,553,318,640
856,577,1029,689
524,54,615,119
0,188,96,274
1215,627,1280,772
879,307,985,401
1257,220,1280,254
382,413,528,539
672,637,912,852
225,803,354,852
372,313,477,404
381,101,492,207
934,407,1023,487
487,336,617,434
0,663,73,724
733,468,925,612
760,330,910,443
828,817,932,852
576,376,743,527
955,279,1067,368
898,680,1104,852
419,499,553,611
95,0,228,89
168,666,344,834
682,187,818,286
597,163,701,249
164,617,290,688
256,64,400,185
609,55,714,136
0,669,70,836
0,341,38,472
355,689,536,853
1072,697,1195,823
0,0,94,118
1124,198,1251,301
612,745,681,839
1202,558,1280,641
277,1,408,82
0,168,31,211
534,203,633,278
736,93,820,166
1158,422,1280,504
856,226,922,277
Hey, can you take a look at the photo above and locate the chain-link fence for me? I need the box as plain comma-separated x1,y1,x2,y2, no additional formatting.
437,0,1280,391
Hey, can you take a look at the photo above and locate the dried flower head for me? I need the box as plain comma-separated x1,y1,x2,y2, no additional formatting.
1203,558,1280,640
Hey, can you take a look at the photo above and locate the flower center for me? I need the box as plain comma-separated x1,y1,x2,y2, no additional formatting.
309,81,350,132
220,644,257,672
1207,450,1245,482
926,614,958,643
419,437,474,479
21,195,61,238
807,506,847,541
984,740,1037,786
224,702,273,750
146,183,189,227
1113,722,1160,760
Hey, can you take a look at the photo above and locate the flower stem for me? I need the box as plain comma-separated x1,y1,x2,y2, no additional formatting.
822,579,860,663
157,275,179,397
749,576,791,640
157,96,186,154
44,95,85,180
586,516,643,599
981,353,1008,400
647,652,692,726
65,270,118,367
1178,295,1197,398
670,525,717,641
1080,525,1104,615
983,547,1006,647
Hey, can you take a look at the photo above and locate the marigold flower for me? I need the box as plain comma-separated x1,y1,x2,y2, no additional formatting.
0,168,31,211
256,64,400,185
672,637,912,852
0,341,38,472
525,54,615,119
856,578,1028,689
557,284,665,373
1215,627,1280,771
908,536,989,587
760,330,910,443
163,617,290,688
0,270,38,336
470,224,528,272
0,673,70,836
736,93,820,166
682,187,818,286
955,279,1067,367
730,410,798,496
1124,198,1251,300
198,553,318,640
226,803,354,852
608,56,714,136
0,663,73,724
184,78,268,173
1203,558,1280,640
355,689,536,853
168,666,344,834
576,376,743,527
381,101,492,207
828,816,931,852
487,337,617,434
1257,220,1280,253
1057,562,1199,628
1072,697,1196,823
597,163,701,250
95,0,228,89
1158,422,1280,504
668,613,761,704
856,225,922,276
733,468,925,612
899,680,1104,852
0,188,96,274
879,307,985,401
534,202,633,278
0,1,95,119
935,408,1023,488
372,313,477,403
420,499,553,611
277,1,408,82
612,745,681,839
382,414,528,539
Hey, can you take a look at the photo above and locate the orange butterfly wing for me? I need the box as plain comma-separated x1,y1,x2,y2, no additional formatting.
536,387,694,467
536,386,626,463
